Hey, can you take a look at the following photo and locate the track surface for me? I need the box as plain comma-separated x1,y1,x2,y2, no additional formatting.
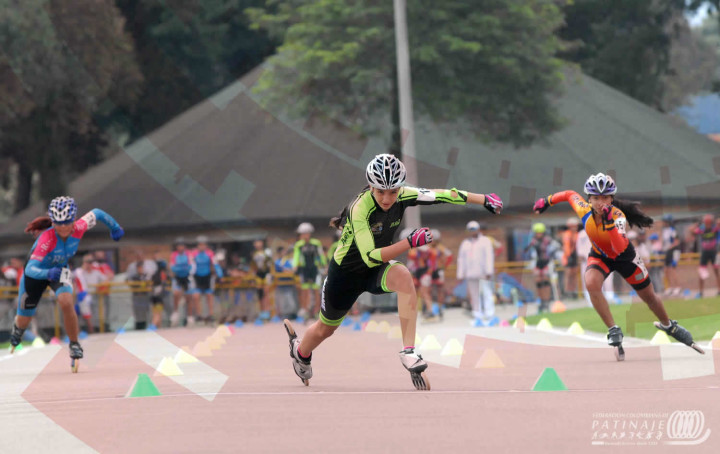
1,311,718,453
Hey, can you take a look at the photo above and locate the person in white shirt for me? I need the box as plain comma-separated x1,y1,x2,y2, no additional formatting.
457,221,495,324
73,254,109,334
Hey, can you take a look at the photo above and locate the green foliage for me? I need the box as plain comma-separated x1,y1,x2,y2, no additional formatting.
0,0,143,210
248,0,568,146
559,0,711,111
116,0,276,138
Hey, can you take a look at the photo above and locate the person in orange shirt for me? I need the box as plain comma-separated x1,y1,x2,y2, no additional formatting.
533,173,703,359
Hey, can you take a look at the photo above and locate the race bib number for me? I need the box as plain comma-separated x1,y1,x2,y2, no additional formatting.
416,188,436,203
632,254,649,280
60,267,74,291
614,217,627,235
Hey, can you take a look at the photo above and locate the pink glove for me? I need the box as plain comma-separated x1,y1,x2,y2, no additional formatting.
406,228,433,248
533,197,550,214
602,206,614,225
483,193,503,214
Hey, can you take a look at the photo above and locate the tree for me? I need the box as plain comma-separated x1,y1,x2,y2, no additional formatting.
662,14,718,110
0,0,143,213
247,0,568,147
114,0,276,139
559,0,718,111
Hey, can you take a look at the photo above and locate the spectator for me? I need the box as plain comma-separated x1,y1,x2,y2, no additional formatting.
150,252,170,327
648,232,665,294
525,222,560,313
402,227,434,319
562,218,580,299
689,214,720,298
293,223,326,321
428,229,453,317
660,215,682,297
169,237,194,327
191,236,217,324
273,246,299,318
73,253,108,333
93,250,115,278
251,239,273,321
125,251,157,330
457,221,495,324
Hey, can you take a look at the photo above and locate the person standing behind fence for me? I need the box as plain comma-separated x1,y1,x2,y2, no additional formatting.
689,214,720,298
150,253,169,327
125,254,157,330
293,223,327,321
562,218,580,299
428,229,453,319
457,221,496,324
525,222,560,313
73,254,108,334
191,236,217,325
251,239,273,321
660,215,682,297
170,237,194,327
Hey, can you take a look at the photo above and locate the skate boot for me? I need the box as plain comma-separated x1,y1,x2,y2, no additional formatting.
69,341,83,373
9,323,25,353
399,347,430,391
283,319,312,385
607,325,624,361
654,320,705,354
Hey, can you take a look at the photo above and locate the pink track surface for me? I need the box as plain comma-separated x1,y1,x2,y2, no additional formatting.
13,319,720,453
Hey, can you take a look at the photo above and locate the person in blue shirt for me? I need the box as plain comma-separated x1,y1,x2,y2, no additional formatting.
191,236,217,325
170,237,194,327
12,196,123,369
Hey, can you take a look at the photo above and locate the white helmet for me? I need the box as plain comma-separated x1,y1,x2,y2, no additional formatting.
48,196,77,223
196,235,208,244
297,222,314,234
431,229,441,241
365,154,406,190
466,221,480,231
584,173,617,196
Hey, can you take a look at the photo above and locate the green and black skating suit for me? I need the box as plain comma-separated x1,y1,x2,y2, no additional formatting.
293,238,327,289
320,186,467,326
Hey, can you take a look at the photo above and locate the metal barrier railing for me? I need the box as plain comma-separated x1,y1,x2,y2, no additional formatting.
0,252,706,335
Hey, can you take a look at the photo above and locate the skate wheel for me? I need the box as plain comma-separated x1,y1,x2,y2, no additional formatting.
691,343,706,355
614,346,625,362
411,372,431,391
71,359,79,373
301,378,309,387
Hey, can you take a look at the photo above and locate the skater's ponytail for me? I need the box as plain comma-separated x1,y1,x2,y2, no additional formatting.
613,198,653,229
329,186,370,230
25,216,52,236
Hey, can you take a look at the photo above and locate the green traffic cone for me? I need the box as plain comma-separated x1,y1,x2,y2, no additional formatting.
127,373,162,398
532,367,567,391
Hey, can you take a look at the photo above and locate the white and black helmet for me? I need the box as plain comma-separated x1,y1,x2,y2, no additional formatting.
297,222,314,234
365,154,406,190
584,173,617,196
48,196,77,223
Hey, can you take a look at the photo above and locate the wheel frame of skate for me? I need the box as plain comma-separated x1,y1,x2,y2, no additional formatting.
71,358,80,373
411,371,431,391
283,319,310,386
